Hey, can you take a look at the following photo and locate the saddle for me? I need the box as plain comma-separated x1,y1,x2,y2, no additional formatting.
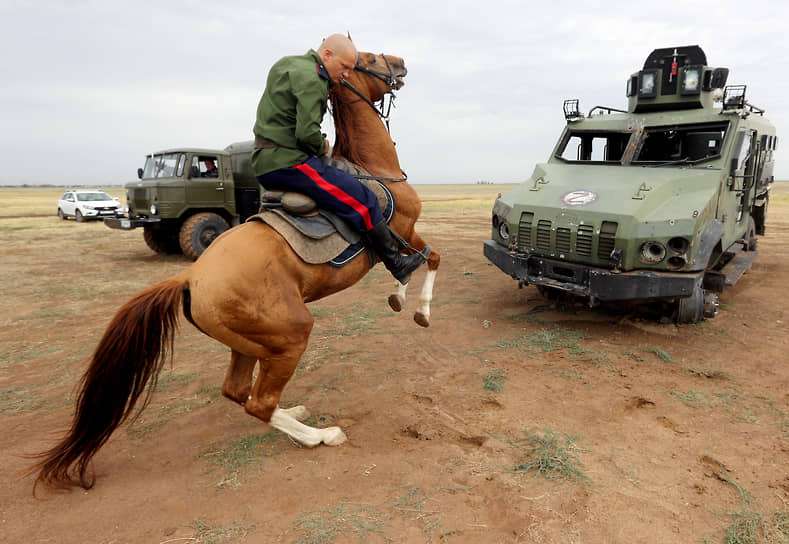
247,158,395,267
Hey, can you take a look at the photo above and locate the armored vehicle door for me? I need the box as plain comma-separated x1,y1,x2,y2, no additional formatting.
186,154,235,212
719,129,758,244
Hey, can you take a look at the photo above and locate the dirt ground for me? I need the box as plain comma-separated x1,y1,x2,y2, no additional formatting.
1,184,788,543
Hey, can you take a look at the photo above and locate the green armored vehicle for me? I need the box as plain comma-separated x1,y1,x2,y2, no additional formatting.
105,141,259,259
484,46,777,322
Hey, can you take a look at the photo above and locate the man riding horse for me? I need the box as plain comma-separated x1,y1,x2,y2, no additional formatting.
252,34,428,285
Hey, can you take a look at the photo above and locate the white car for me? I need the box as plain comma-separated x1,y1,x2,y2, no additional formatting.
57,190,123,222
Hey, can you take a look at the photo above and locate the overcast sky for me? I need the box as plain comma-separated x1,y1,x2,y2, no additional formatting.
2,0,788,186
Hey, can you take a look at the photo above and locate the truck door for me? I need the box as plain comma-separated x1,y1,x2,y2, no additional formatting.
186,154,234,211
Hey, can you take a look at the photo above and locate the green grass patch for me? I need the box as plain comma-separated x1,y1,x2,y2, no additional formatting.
198,431,291,488
190,518,255,544
506,427,590,485
0,385,46,413
153,371,197,391
667,389,709,408
643,345,675,362
483,368,505,392
292,502,389,544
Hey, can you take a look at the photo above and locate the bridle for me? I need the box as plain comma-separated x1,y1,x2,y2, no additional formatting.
340,54,399,134
337,53,408,182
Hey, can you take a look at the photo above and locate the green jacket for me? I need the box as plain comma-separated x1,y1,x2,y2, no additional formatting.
251,50,330,176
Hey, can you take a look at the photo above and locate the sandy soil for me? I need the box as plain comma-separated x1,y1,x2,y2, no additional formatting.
1,184,788,543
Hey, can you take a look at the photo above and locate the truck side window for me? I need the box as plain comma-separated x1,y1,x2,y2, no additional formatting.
176,154,186,177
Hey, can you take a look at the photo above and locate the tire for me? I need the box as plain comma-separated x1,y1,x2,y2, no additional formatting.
143,226,182,255
179,213,229,260
57,208,65,220
753,195,768,236
75,209,85,223
746,217,757,251
676,277,716,323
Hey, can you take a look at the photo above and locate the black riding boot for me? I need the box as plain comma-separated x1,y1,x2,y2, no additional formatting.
368,222,430,285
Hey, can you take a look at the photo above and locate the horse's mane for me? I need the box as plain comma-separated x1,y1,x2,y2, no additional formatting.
328,87,365,167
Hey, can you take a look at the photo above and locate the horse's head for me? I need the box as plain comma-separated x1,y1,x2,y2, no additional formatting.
345,52,407,101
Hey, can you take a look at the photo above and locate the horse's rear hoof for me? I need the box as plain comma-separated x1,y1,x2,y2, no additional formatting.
388,294,404,312
322,427,347,446
414,312,430,328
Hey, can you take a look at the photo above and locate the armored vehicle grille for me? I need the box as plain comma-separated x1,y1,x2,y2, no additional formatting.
133,188,147,202
517,212,534,252
556,227,571,252
576,224,594,256
597,221,618,260
536,220,552,250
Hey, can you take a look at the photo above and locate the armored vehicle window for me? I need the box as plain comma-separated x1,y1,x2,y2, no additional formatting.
557,131,631,163
634,122,728,164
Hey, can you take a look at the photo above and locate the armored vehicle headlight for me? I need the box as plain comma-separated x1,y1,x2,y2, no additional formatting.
639,241,666,264
668,237,690,254
150,204,158,215
498,222,510,241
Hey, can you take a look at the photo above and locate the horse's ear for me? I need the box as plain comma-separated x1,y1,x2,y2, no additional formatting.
347,32,353,42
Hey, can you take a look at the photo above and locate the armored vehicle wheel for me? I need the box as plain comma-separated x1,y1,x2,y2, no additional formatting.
746,217,757,251
676,278,715,323
753,195,768,235
75,209,85,222
143,226,182,255
179,212,229,260
57,208,65,220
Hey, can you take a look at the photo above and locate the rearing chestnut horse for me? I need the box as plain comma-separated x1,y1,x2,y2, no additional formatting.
32,51,440,489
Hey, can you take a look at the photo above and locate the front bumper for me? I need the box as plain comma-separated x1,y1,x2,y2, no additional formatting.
103,216,161,230
483,239,701,302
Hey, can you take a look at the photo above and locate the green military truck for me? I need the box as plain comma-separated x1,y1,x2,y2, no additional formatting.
105,141,259,259
484,46,777,323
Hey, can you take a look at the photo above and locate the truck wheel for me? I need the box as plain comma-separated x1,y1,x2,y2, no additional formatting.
75,209,85,223
143,226,182,255
179,213,229,260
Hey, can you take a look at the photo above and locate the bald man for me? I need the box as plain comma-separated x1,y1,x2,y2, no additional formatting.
252,35,427,285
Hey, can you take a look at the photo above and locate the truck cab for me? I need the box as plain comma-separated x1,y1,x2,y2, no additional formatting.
106,141,259,259
484,46,776,322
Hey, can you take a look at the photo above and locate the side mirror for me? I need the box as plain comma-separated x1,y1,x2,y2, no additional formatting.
137,168,143,179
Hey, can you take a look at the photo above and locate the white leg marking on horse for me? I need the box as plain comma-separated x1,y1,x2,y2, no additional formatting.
280,405,310,422
269,407,347,447
414,269,436,327
388,281,408,312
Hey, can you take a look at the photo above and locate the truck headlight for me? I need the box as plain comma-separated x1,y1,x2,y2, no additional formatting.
639,241,666,264
150,204,158,215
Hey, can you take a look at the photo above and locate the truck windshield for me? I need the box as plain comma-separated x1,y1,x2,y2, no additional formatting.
557,131,632,163
141,153,182,178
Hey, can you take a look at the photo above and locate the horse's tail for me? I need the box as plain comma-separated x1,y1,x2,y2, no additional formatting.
31,277,187,490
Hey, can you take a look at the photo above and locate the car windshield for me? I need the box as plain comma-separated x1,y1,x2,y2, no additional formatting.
141,153,181,178
76,192,113,201
555,121,729,166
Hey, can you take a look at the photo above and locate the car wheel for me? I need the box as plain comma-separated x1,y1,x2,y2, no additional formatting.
143,226,182,255
75,209,85,223
58,208,65,220
179,213,230,260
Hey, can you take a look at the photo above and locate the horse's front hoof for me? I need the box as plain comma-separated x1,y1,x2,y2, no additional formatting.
414,312,430,328
322,427,347,446
388,294,404,312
